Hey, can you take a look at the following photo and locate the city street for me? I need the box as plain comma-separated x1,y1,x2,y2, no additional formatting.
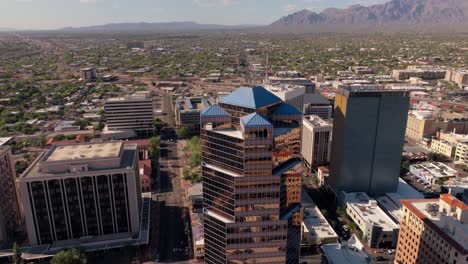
155,140,192,263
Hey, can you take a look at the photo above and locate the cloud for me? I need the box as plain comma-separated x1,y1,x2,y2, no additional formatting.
80,0,97,3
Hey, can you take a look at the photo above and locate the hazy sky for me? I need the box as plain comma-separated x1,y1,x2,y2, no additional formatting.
0,0,387,29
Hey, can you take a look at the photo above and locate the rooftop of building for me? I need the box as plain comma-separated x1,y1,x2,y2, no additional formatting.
303,115,332,128
303,93,330,105
106,91,151,102
401,195,468,252
175,96,214,111
19,142,137,180
45,141,123,162
344,192,399,231
410,162,458,178
321,235,370,264
301,188,338,240
337,86,410,97
219,86,281,109
0,137,13,146
376,178,424,222
264,83,305,93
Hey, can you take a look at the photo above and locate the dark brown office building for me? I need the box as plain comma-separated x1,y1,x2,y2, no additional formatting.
201,86,303,264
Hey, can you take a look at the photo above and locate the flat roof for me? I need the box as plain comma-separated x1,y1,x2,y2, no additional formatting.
0,137,13,146
321,235,370,264
344,192,398,231
301,189,338,241
405,199,468,251
45,142,123,162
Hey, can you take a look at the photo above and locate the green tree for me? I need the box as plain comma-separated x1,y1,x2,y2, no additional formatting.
153,118,167,132
428,152,443,161
148,136,161,157
176,127,190,139
33,135,46,148
402,160,411,171
73,119,91,130
51,248,87,264
13,242,21,264
15,160,29,175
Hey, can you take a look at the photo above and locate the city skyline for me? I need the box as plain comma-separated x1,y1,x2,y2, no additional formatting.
1,0,387,30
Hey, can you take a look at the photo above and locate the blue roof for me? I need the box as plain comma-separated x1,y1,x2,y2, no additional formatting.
201,105,230,117
241,113,271,127
220,86,281,109
273,103,302,116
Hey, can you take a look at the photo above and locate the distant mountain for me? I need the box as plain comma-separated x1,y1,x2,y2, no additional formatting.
60,22,258,32
0,28,15,32
271,0,468,28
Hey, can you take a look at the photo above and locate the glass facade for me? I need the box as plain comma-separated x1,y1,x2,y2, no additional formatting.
202,86,303,264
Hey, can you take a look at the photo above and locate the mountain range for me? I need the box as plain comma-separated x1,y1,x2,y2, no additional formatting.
60,22,257,32
271,0,468,28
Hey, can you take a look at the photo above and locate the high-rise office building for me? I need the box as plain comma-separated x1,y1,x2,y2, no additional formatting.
104,91,154,137
18,142,142,246
0,146,22,244
329,87,410,196
395,194,467,264
301,115,332,170
201,86,303,264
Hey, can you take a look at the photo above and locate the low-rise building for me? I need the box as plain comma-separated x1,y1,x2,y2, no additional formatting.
406,111,468,143
409,162,458,185
301,188,338,247
455,141,468,167
395,194,468,264
317,166,330,190
139,160,151,192
445,68,468,88
321,235,371,264
302,94,332,120
81,67,96,81
175,96,214,131
430,139,457,157
342,192,399,248
265,84,306,112
392,67,446,80
301,115,332,170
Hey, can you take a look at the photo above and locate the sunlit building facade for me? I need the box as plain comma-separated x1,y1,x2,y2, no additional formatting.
201,86,303,264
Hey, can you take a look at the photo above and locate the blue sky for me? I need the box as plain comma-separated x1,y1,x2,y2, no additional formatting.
0,0,387,29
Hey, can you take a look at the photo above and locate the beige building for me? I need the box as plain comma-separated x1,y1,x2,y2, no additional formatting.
445,68,468,87
0,147,22,244
301,115,332,170
430,139,457,157
455,142,468,167
406,111,468,143
17,142,142,246
395,194,468,264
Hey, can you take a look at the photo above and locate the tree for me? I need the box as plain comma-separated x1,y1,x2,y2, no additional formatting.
428,152,443,161
176,127,190,139
15,160,29,175
153,118,167,132
33,135,46,148
73,119,91,130
51,248,87,264
13,242,21,264
402,160,411,171
148,136,161,157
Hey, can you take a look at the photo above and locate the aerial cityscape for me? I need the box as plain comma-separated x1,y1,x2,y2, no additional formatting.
1,0,468,264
